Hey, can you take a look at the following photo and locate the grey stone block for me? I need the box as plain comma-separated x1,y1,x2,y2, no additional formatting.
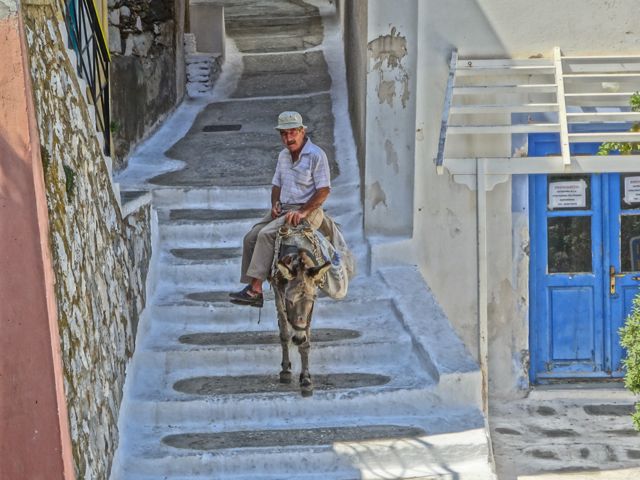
108,26,122,54
154,20,173,47
108,9,119,26
184,33,197,54
130,32,153,57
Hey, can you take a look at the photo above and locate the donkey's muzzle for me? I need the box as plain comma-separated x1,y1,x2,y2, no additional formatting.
292,333,307,346
290,317,308,331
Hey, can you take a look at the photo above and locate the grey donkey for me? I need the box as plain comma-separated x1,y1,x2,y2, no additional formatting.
271,234,331,397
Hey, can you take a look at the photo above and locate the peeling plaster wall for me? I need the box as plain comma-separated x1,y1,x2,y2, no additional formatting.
364,0,417,237
22,2,151,478
367,0,640,395
108,0,185,171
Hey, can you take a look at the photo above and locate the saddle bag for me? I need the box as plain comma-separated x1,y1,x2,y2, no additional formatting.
272,216,353,300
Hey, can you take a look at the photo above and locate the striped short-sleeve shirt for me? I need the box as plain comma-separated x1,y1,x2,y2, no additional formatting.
272,138,331,204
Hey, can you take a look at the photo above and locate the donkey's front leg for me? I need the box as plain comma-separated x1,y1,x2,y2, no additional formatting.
275,289,292,384
298,326,313,397
279,325,292,384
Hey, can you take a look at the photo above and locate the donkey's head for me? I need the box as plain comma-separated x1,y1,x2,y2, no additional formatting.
276,249,331,343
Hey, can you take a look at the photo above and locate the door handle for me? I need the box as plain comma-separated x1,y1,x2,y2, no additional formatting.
610,265,625,295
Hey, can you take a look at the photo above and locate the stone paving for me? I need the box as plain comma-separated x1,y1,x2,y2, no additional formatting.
490,387,640,479
110,1,493,479
152,94,337,186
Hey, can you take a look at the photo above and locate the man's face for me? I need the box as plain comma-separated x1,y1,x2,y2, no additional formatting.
280,127,305,153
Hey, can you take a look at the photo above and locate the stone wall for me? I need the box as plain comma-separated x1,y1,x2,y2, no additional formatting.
22,2,151,478
108,0,185,170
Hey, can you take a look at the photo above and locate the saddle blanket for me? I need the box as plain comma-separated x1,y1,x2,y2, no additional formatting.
274,216,354,300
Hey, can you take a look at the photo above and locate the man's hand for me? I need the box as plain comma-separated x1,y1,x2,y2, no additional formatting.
271,201,282,219
284,209,306,226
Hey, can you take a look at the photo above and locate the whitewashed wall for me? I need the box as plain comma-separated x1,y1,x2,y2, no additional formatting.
361,0,640,395
364,0,417,237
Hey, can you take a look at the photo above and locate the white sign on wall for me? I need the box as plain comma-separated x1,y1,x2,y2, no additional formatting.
624,176,640,205
548,180,588,209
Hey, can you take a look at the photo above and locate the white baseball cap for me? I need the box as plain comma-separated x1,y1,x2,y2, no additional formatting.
275,111,306,130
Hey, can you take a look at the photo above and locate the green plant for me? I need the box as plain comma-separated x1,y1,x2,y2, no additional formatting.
620,294,640,430
597,91,640,155
40,146,50,174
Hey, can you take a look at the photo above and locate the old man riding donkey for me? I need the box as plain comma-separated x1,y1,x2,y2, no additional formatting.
230,111,352,396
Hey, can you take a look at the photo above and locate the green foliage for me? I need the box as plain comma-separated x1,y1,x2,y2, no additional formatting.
598,92,640,155
110,120,121,134
631,92,640,112
620,294,640,430
40,146,50,174
63,165,76,199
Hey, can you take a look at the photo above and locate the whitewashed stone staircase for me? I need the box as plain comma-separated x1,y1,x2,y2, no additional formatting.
110,1,495,478
184,33,222,97
110,181,494,479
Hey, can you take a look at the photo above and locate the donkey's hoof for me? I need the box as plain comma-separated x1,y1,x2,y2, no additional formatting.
279,371,292,384
300,374,313,396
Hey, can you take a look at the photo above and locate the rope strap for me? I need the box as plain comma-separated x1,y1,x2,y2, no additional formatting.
270,223,326,288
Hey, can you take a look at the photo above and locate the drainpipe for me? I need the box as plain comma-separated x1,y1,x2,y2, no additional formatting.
476,158,489,414
476,159,496,470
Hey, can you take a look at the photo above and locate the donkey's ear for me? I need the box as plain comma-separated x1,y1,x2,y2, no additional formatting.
276,260,294,280
307,261,331,283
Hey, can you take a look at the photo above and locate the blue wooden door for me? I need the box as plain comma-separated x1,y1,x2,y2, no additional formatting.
606,173,640,376
529,134,640,382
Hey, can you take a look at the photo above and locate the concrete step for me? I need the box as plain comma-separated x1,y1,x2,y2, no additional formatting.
154,242,366,290
142,300,404,346
123,367,440,427
132,301,417,381
113,414,492,480
130,336,415,384
232,51,332,99
518,467,640,479
170,246,243,261
146,296,395,330
156,208,262,248
156,252,242,289
226,14,322,30
222,1,319,20
150,183,360,210
152,185,270,208
151,273,389,308
170,327,362,348
156,208,363,249
228,31,324,55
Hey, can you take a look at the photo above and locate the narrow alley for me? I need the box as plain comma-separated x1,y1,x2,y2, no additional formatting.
110,1,491,478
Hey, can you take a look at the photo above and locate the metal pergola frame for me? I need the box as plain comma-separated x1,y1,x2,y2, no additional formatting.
435,48,640,177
